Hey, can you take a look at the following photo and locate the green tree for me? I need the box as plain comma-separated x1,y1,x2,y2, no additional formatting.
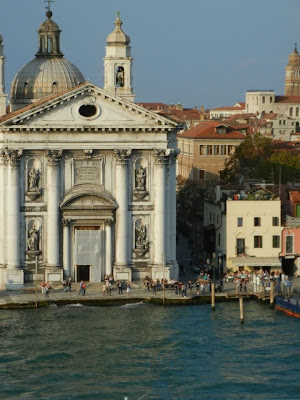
223,134,274,182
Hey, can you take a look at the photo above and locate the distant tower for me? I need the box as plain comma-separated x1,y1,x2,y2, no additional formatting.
104,14,135,102
0,35,7,116
285,44,300,96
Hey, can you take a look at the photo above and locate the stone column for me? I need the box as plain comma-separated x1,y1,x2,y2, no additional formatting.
46,150,62,269
62,218,71,278
168,150,179,279
113,149,131,281
153,150,169,267
105,218,114,276
0,150,5,268
6,149,23,270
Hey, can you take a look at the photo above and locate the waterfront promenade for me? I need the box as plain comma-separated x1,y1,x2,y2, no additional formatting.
0,277,299,309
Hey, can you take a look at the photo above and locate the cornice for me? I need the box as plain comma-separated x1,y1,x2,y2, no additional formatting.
1,83,178,129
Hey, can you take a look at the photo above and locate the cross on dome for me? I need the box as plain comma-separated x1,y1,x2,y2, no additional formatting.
44,0,54,11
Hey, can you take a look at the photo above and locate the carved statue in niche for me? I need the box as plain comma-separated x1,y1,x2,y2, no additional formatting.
116,66,124,87
27,225,39,251
28,166,39,191
135,166,146,191
135,224,148,249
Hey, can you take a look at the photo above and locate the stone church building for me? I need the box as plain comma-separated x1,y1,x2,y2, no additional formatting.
0,9,179,289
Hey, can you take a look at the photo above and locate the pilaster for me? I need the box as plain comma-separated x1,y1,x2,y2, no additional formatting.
62,218,71,278
46,150,62,269
105,218,114,276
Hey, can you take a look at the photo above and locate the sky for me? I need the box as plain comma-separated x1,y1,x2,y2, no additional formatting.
1,0,300,109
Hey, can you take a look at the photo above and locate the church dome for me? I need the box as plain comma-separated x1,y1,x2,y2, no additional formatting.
10,57,84,101
106,15,131,45
10,10,85,109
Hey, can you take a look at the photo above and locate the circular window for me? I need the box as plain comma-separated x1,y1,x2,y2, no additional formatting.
78,104,98,118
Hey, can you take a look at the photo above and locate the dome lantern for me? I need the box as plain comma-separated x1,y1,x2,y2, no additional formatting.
10,8,85,111
36,9,63,57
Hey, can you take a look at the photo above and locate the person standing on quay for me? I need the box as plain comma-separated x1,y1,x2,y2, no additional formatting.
117,281,123,294
45,282,51,298
127,281,131,295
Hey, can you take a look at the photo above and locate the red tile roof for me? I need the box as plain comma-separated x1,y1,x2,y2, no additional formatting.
275,95,300,104
138,102,169,111
211,106,245,111
179,121,247,139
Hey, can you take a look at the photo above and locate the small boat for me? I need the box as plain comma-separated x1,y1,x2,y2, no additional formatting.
275,296,300,318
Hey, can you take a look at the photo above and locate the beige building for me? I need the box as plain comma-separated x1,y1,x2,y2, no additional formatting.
204,187,283,273
177,122,246,182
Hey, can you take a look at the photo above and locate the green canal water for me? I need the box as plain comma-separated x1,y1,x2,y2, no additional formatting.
0,302,299,400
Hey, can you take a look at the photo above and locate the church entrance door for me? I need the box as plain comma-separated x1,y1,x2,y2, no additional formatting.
74,227,104,282
77,265,90,281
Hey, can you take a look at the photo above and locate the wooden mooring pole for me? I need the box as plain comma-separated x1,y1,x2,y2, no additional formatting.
239,296,244,324
270,281,275,308
211,282,215,311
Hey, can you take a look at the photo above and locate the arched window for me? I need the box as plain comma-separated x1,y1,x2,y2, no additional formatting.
296,107,299,117
289,107,293,117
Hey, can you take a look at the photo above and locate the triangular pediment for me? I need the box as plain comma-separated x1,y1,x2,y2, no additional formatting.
1,82,177,130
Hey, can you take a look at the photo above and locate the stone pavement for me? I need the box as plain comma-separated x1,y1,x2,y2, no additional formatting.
0,277,299,309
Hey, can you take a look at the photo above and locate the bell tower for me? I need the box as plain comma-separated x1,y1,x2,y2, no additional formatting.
0,35,7,116
104,14,135,102
285,44,300,96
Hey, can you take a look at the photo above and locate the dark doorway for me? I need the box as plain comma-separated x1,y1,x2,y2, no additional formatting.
77,265,90,281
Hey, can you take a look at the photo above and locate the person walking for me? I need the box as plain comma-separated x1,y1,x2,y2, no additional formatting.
45,282,51,298
79,280,86,295
67,277,72,292
182,284,187,297
117,281,123,294
152,281,157,295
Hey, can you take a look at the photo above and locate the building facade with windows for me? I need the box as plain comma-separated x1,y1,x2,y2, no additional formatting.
204,187,282,273
0,10,179,289
177,122,246,182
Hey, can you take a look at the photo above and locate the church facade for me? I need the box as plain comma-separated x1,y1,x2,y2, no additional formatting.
0,10,179,289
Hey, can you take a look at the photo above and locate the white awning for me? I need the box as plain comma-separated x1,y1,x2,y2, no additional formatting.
231,256,281,267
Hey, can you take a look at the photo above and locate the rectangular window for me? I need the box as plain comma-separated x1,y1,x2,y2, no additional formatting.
220,145,227,155
286,236,293,254
279,120,282,126
214,145,220,155
273,236,280,248
272,217,279,226
254,236,263,248
199,169,205,180
270,97,273,103
283,120,286,125
199,145,206,155
254,217,261,226
237,217,243,227
219,169,224,180
262,96,265,104
236,238,245,255
207,145,213,155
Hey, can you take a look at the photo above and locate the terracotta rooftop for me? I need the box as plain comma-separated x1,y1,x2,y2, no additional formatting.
179,121,247,139
138,102,169,111
275,95,300,104
211,105,245,111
